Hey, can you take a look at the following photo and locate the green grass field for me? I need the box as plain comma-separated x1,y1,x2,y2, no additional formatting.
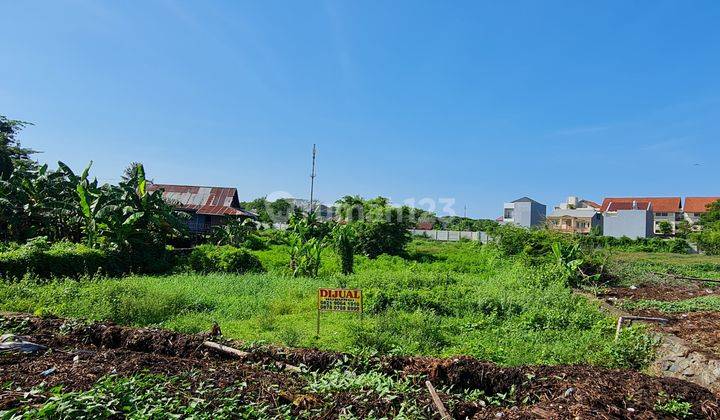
0,240,653,368
608,251,720,287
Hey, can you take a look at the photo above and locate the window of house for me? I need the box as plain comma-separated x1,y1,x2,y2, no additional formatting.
656,212,668,217
504,209,513,219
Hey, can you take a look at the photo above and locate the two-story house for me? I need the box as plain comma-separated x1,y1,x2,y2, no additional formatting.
547,196,602,234
600,197,681,235
502,197,546,228
684,197,720,229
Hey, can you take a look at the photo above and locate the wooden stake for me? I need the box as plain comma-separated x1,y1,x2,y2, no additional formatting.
425,380,451,420
615,316,669,341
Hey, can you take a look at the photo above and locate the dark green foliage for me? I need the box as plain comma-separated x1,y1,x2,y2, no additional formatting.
657,221,673,236
0,239,120,280
0,116,188,251
239,197,294,224
439,216,499,232
210,219,267,250
491,224,534,256
699,200,720,226
189,244,264,274
287,214,324,277
332,223,356,275
696,226,720,255
355,219,412,258
579,235,691,254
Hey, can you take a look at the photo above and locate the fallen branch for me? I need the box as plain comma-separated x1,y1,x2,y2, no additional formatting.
202,341,302,373
203,341,250,358
615,316,669,341
425,380,451,420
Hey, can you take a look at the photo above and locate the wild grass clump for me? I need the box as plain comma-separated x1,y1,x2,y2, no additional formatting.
621,296,720,313
189,244,264,274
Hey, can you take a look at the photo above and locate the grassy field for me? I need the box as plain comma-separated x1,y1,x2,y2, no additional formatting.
608,251,720,287
0,240,652,368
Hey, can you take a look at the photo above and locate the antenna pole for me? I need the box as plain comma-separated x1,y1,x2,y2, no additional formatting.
309,144,317,214
464,204,467,218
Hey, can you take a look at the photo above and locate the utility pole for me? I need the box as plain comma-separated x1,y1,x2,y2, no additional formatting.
309,144,317,215
464,204,467,218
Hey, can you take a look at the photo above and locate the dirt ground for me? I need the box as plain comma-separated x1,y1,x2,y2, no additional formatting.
598,282,720,360
1,314,719,419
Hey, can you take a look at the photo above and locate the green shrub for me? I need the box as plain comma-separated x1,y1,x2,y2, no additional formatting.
354,220,411,259
696,227,720,255
609,327,659,370
189,245,264,274
0,241,119,280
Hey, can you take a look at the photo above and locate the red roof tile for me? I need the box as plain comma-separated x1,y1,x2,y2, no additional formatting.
684,197,720,213
600,197,681,213
605,201,651,212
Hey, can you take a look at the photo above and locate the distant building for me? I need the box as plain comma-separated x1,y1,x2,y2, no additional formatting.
600,197,681,235
502,197,546,228
602,200,654,239
148,184,257,233
684,197,720,228
286,198,336,220
547,208,602,234
554,196,600,211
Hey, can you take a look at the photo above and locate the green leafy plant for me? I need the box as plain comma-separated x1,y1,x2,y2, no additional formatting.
654,393,692,418
189,244,264,274
210,218,266,250
287,214,325,277
332,223,356,275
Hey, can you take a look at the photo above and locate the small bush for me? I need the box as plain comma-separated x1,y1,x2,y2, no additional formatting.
654,394,692,418
0,240,119,280
610,327,659,370
189,245,264,274
696,227,720,255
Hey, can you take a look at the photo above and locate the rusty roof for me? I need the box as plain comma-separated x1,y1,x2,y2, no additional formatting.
600,197,681,213
684,197,720,213
148,184,256,217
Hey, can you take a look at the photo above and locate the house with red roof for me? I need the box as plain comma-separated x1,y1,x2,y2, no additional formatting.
148,184,257,233
684,197,720,228
600,197,681,235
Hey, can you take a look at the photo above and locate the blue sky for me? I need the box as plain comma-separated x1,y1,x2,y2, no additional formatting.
1,1,719,218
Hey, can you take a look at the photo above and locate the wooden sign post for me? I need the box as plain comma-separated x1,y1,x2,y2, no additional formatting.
316,288,363,338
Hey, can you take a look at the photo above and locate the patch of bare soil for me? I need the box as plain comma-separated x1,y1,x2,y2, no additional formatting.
1,314,719,419
598,283,720,359
627,309,720,359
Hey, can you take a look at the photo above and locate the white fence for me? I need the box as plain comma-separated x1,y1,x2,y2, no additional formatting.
409,229,489,243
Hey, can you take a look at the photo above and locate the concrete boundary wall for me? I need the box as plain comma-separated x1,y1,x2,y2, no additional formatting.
409,229,489,243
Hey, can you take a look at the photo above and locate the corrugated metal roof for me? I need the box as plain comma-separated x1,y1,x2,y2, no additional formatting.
148,183,256,218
